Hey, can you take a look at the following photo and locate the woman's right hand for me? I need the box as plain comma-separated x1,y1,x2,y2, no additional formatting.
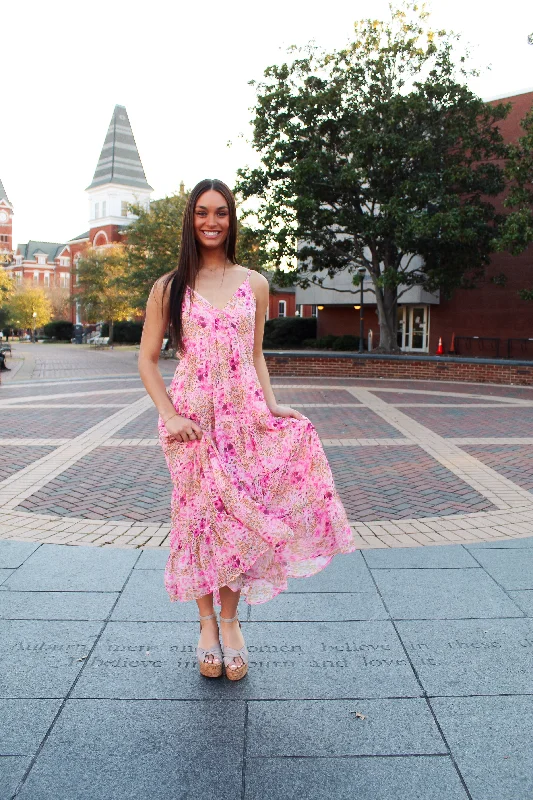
164,414,203,442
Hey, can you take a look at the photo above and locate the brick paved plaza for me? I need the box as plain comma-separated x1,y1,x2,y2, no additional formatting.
0,343,532,799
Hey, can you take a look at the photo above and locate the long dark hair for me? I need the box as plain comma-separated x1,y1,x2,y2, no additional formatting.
161,178,237,356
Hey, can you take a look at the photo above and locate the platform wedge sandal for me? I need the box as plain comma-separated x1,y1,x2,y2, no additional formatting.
196,612,223,678
220,614,249,681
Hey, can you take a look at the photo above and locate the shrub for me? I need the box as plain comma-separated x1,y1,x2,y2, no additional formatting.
331,334,362,351
100,321,143,343
42,320,74,341
262,316,317,349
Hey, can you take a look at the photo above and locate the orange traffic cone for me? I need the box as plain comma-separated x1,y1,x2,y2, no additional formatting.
436,337,444,356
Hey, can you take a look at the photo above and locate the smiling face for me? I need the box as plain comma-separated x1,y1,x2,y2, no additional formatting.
193,189,230,252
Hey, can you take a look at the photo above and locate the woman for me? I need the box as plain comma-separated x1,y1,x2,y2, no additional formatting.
138,178,356,682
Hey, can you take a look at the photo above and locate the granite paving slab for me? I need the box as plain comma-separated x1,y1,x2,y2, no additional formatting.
371,568,524,619
0,757,34,800
246,698,445,756
466,537,533,549
0,619,102,698
509,591,533,616
244,756,468,800
110,569,247,622
430,696,533,800
134,549,169,569
396,618,533,695
0,591,119,621
0,569,15,587
16,699,244,800
0,541,40,569
286,552,375,593
0,699,62,752
71,620,421,700
363,544,479,569
466,549,533,590
2,544,138,592
248,592,388,621
303,407,403,439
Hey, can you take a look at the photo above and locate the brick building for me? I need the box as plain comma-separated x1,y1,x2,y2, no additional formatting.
0,178,13,266
295,88,533,356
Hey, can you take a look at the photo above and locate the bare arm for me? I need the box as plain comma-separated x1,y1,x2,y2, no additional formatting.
251,272,304,420
137,277,203,441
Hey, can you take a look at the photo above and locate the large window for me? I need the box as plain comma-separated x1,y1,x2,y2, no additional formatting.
311,304,318,317
44,273,50,287
60,272,69,289
94,202,100,219
121,201,129,217
0,234,8,243
102,201,107,217
33,271,39,283
278,300,286,317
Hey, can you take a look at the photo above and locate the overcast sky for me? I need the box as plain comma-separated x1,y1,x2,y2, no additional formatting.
3,0,532,246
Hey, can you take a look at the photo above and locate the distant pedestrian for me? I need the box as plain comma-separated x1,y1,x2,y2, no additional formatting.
138,179,355,681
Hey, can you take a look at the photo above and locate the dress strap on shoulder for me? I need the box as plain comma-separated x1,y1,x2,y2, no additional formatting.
246,268,251,277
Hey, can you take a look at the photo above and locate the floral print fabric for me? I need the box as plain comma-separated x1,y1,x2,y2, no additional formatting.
158,268,356,605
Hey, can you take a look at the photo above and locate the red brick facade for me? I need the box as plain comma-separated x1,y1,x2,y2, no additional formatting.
264,353,533,385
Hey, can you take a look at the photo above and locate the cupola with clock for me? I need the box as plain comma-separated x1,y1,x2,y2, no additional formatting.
0,177,13,263
86,105,153,247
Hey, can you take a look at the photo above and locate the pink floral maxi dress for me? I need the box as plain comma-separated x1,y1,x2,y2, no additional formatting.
158,268,356,605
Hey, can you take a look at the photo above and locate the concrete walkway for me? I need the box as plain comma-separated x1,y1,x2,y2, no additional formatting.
1,343,532,798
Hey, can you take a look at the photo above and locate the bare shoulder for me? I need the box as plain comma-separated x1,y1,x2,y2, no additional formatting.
247,268,269,295
149,272,174,306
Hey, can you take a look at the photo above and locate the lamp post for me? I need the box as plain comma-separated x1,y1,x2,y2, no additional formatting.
32,311,37,343
356,267,366,353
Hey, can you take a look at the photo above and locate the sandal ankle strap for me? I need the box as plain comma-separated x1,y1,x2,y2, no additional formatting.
220,614,239,623
199,612,217,621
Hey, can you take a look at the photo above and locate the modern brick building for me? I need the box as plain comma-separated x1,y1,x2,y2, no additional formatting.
295,88,533,356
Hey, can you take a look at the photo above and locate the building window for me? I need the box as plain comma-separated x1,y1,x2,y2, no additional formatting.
295,304,302,317
121,200,129,217
44,273,50,287
59,257,70,267
0,234,8,243
278,300,286,318
102,201,107,217
33,271,39,283
15,256,22,266
60,272,69,289
15,271,22,283
311,304,318,317
37,256,46,265
94,202,100,219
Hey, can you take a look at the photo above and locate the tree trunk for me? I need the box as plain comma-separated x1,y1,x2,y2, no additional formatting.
373,285,401,353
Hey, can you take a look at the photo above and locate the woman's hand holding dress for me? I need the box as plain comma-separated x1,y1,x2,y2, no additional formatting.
269,404,305,420
164,414,203,442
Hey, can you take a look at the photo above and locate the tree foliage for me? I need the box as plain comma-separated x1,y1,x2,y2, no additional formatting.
494,106,533,300
4,282,53,331
126,191,189,309
236,2,510,351
75,245,136,343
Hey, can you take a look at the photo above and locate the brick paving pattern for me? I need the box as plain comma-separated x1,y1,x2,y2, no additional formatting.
116,408,160,438
2,408,115,438
325,445,495,521
400,407,533,438
303,407,404,439
0,446,57,481
369,391,507,405
18,447,172,521
272,388,359,404
462,444,533,493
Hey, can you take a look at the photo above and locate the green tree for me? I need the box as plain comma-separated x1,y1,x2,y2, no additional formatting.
4,283,53,338
236,2,510,351
495,106,533,301
76,245,135,344
126,190,189,309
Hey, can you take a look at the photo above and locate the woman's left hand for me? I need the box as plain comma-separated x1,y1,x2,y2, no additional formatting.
269,404,305,420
